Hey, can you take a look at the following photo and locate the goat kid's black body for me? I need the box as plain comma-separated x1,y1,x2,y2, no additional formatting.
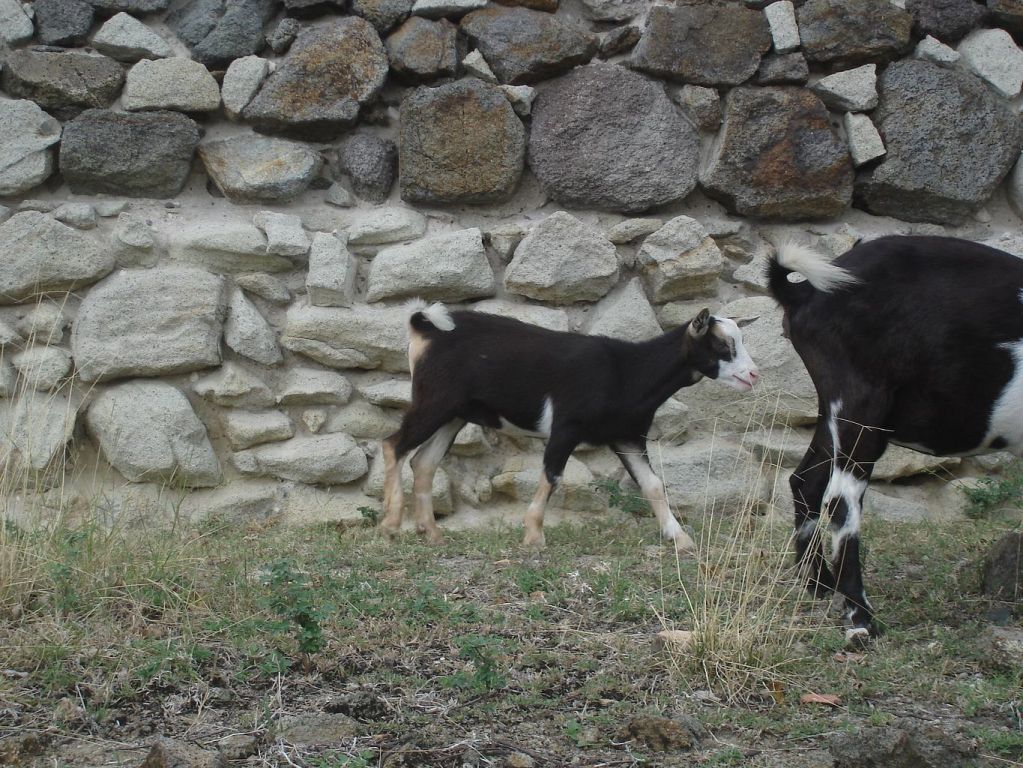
768,235,1023,639
405,310,708,454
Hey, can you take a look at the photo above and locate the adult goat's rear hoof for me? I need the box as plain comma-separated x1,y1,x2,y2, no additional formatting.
522,531,546,550
844,624,879,648
417,525,445,545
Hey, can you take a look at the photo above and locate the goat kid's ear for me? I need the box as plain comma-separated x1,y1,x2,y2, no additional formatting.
728,315,759,329
688,308,711,339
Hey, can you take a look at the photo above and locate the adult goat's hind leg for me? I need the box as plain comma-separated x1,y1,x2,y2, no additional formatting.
523,428,580,549
790,423,837,598
824,401,888,642
380,407,458,540
409,419,465,544
613,441,696,554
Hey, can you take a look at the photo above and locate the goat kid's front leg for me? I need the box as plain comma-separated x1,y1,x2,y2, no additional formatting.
523,431,579,550
790,427,837,598
613,442,696,555
380,436,405,539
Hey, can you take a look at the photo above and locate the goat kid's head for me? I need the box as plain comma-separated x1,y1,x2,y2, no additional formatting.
687,309,759,392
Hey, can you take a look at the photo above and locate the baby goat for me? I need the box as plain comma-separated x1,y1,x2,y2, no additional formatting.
768,235,1023,642
380,303,759,551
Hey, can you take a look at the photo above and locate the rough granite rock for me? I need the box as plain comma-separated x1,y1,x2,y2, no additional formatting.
233,433,368,485
915,34,961,66
87,381,221,488
987,0,1023,40
829,719,977,768
844,112,886,167
982,531,1022,600
504,211,619,304
597,24,640,58
351,0,413,33
492,455,601,511
957,27,1023,98
0,392,78,474
123,58,221,112
72,267,226,383
765,0,800,53
345,207,427,244
637,216,724,302
386,16,459,82
412,0,488,19
906,0,987,43
580,0,643,22
528,63,699,213
267,17,300,54
221,410,294,451
672,85,721,132
34,0,95,47
280,303,410,371
253,211,309,256
307,232,357,307
92,12,175,61
400,78,524,205
855,58,1023,224
0,99,62,197
584,277,662,342
1,49,125,119
193,362,274,407
242,18,389,140
366,228,496,302
12,347,72,391
221,56,270,119
277,367,354,405
809,64,878,111
0,212,114,304
60,110,201,198
336,133,397,204
168,0,277,67
700,86,853,221
472,299,569,330
225,287,282,365
460,6,597,85
756,52,809,84
0,0,34,45
84,0,171,11
797,0,913,69
629,4,771,86
199,137,322,203
167,223,293,273
53,203,97,230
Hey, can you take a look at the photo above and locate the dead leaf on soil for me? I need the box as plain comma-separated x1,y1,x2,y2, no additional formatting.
799,692,842,708
653,629,694,652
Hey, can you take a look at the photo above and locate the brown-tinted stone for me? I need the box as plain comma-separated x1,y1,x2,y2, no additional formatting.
385,17,459,82
798,0,913,69
1,49,124,120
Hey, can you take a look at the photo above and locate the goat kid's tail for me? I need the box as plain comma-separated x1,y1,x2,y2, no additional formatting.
406,299,455,334
767,241,860,310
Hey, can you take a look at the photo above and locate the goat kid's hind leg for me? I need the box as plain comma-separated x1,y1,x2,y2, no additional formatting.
824,405,888,643
613,442,696,555
790,424,838,598
523,430,580,550
379,407,458,540
409,419,464,545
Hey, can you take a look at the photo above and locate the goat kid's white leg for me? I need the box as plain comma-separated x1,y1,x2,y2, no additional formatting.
409,420,463,545
523,474,554,549
619,448,696,555
380,438,405,539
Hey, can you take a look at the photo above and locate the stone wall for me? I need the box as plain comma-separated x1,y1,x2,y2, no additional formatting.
0,0,1018,526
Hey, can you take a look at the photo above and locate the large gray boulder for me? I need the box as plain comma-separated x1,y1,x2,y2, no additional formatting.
460,6,597,85
906,0,987,43
34,0,95,47
335,133,397,204
637,216,723,302
653,439,764,517
87,381,221,488
60,110,201,199
199,137,322,203
528,63,699,213
233,433,369,485
242,18,389,140
352,0,413,33
122,58,221,112
1,49,124,119
855,59,1023,225
0,0,34,45
307,232,357,307
584,277,662,342
504,211,619,304
798,0,914,69
629,4,771,86
167,223,293,273
167,0,277,68
367,228,496,303
0,100,62,197
0,212,114,304
700,87,853,221
280,303,410,371
72,268,226,382
225,287,281,366
221,410,295,451
400,78,525,205
385,17,459,82
193,362,274,407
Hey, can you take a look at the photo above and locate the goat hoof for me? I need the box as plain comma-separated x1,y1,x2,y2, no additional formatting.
417,526,444,545
379,522,401,541
522,532,546,550
844,626,873,648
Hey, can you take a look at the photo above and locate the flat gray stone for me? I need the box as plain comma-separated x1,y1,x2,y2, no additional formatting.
72,267,226,382
87,381,221,487
336,132,397,204
221,409,294,450
358,379,411,408
225,287,281,365
958,27,1023,98
344,207,427,244
756,52,809,84
386,16,458,82
492,455,601,512
236,273,290,304
915,34,960,66
221,55,270,120
167,223,293,273
168,0,277,68
0,212,114,304
0,99,61,197
253,211,308,257
11,347,72,391
798,0,913,69
412,0,486,18
0,0,33,45
0,392,78,473
34,0,94,47
462,48,497,82
471,299,569,331
906,0,988,44
504,211,618,304
307,232,356,307
637,216,723,302
585,277,661,342
325,401,400,440
765,0,800,53
193,362,273,407
844,112,886,167
92,12,175,62
199,137,322,203
84,0,171,11
60,109,201,198
53,203,97,230
809,64,878,111
17,304,67,344
233,433,368,485
277,367,353,405
280,303,410,371
366,228,495,303
123,58,221,112
672,85,721,132
580,0,644,22
1,49,124,119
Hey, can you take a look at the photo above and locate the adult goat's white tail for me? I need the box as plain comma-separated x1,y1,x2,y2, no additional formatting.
775,242,861,293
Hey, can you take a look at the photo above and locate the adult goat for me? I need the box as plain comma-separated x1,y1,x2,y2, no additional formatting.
380,303,759,551
768,235,1023,641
